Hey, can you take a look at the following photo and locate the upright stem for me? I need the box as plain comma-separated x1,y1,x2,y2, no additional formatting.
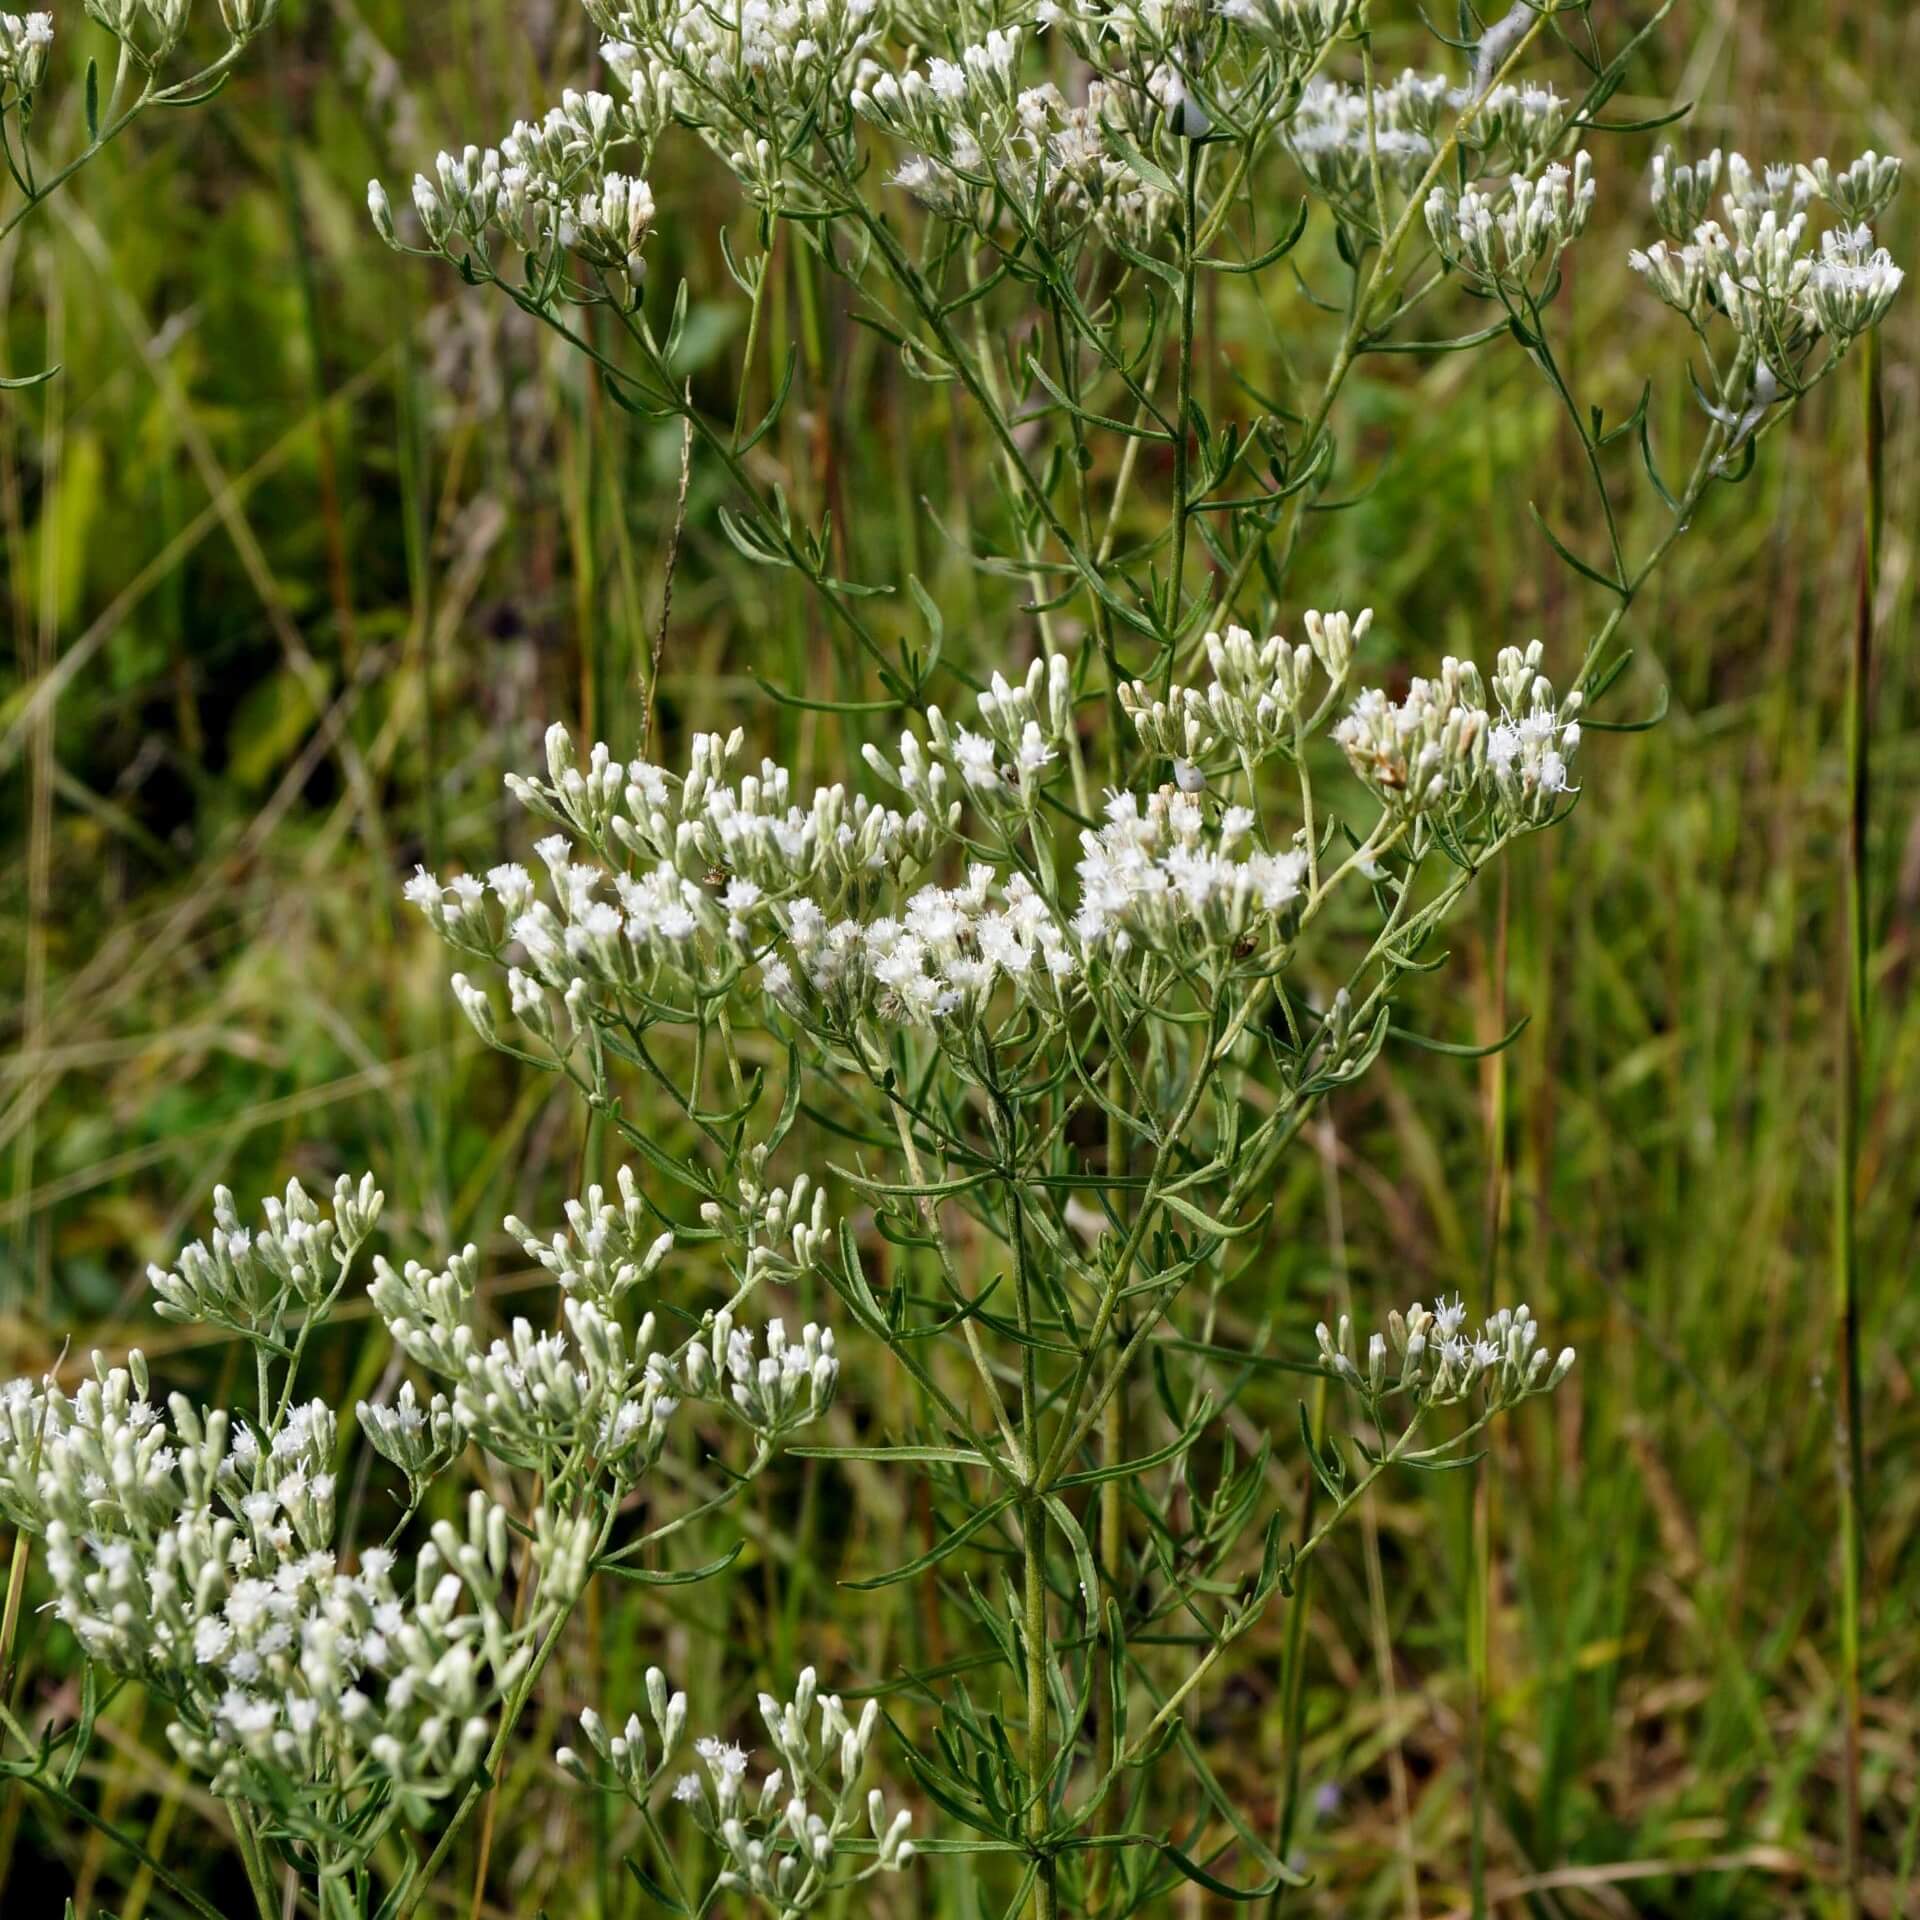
1835,323,1880,1920
1006,1164,1057,1920
1024,1496,1058,1920
1166,137,1202,665
1466,1458,1491,1920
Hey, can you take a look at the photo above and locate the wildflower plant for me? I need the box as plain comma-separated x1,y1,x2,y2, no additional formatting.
0,1,1901,1916
0,1,281,384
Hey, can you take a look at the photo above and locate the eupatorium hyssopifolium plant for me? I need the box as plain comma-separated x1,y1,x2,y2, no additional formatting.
0,1,1903,1916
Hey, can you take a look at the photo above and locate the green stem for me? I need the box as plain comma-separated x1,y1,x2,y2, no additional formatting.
1023,1494,1058,1920
1166,137,1202,663
1835,323,1880,1920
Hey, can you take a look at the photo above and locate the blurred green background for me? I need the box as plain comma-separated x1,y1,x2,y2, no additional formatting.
1,1,1917,1913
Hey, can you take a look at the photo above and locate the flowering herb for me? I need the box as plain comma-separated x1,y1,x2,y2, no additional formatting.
0,3,1900,1916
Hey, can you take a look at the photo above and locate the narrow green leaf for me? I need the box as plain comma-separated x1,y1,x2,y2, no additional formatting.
841,1492,1017,1590
1152,1837,1304,1897
1199,198,1309,275
1390,1011,1531,1059
596,1539,744,1586
789,1444,991,1468
1581,683,1670,733
623,1854,689,1912
1055,1401,1214,1489
1528,500,1627,597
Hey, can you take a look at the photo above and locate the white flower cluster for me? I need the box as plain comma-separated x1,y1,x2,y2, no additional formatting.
675,1670,914,1914
1425,151,1595,289
763,865,1078,1036
854,30,1174,247
862,652,1074,825
1471,80,1570,174
1332,643,1580,829
1119,609,1366,773
1287,73,1445,216
1288,68,1569,225
416,734,958,1054
679,1311,840,1442
1317,1296,1575,1412
0,10,52,95
592,0,886,205
148,1173,383,1338
1333,659,1491,822
370,87,665,299
369,1251,682,1480
1629,145,1904,353
1486,639,1581,826
0,1355,535,1840
1073,786,1307,958
413,839,738,1034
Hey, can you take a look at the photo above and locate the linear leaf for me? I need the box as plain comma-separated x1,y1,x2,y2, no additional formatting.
841,1492,1017,1590
596,1539,744,1586
789,1444,991,1468
1390,1011,1531,1059
1152,1837,1305,1897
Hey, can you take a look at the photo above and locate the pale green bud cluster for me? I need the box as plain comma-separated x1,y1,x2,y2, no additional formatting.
557,1665,688,1795
1798,150,1903,222
703,1151,836,1287
1215,0,1358,61
357,1380,457,1499
370,1270,677,1482
79,0,276,62
368,1183,838,1476
372,88,661,297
